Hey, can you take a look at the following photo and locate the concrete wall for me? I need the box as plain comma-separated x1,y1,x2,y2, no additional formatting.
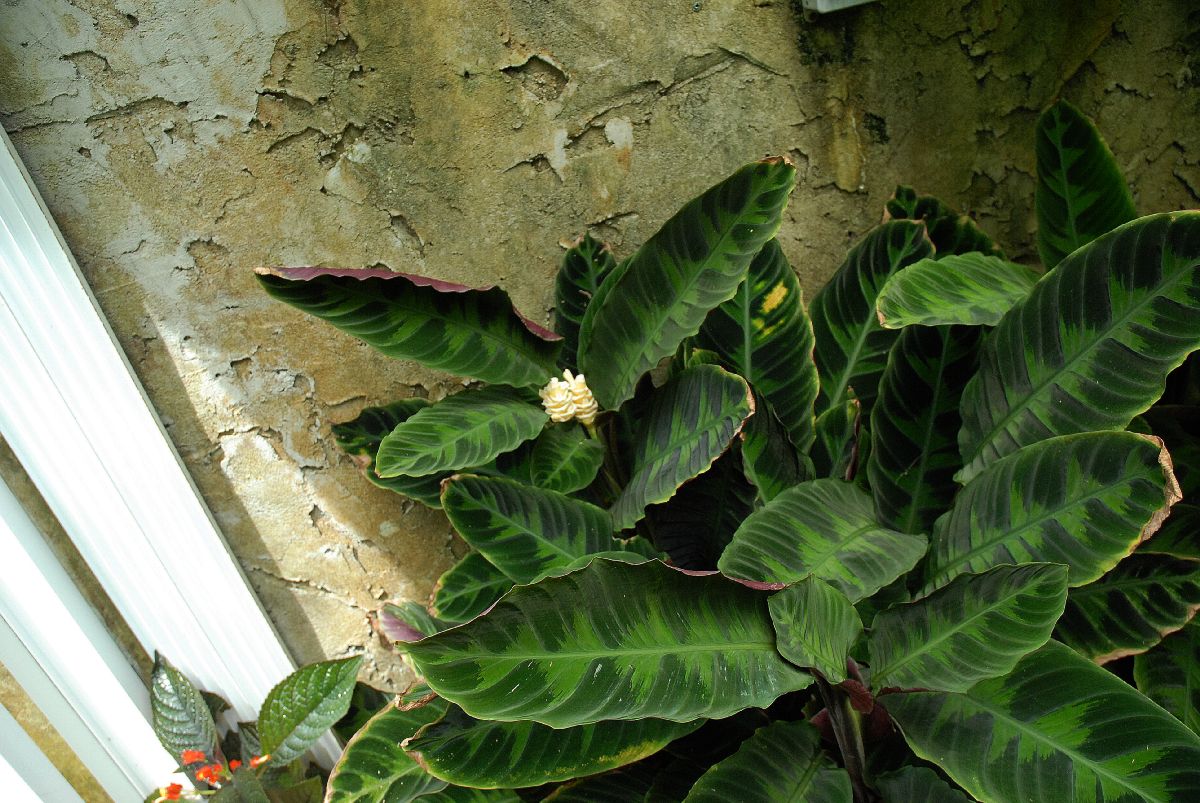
2,0,1197,688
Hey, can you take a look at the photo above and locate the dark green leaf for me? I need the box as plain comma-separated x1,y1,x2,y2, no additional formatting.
556,234,617,373
957,212,1200,481
886,640,1200,802
256,268,560,387
868,325,980,535
326,695,449,803
927,432,1181,589
1139,504,1200,561
259,656,363,765
334,683,390,742
1036,99,1137,269
869,564,1068,692
431,553,512,624
405,706,700,789
1135,619,1200,735
739,390,805,502
332,399,450,507
683,720,851,803
874,766,972,803
885,186,1003,258
718,479,928,601
441,474,618,584
1056,553,1200,663
150,653,217,766
529,424,605,494
610,365,753,531
376,388,547,478
542,755,668,801
811,398,862,480
1143,405,1200,500
696,238,819,453
811,221,934,414
230,766,270,803
768,577,862,682
405,559,812,727
876,253,1038,329
579,158,796,410
646,448,757,570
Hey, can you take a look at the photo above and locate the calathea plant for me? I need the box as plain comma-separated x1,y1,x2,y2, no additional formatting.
254,99,1200,802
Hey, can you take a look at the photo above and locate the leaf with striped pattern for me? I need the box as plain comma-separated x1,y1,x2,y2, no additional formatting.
886,640,1200,802
404,559,812,728
1055,553,1200,663
696,238,819,453
811,398,862,480
556,234,616,372
885,186,1003,258
868,563,1067,693
431,553,512,624
683,720,851,803
333,399,448,507
376,387,547,478
258,656,363,765
874,766,972,803
868,325,980,535
957,212,1200,482
876,253,1039,329
811,221,934,415
327,695,449,803
579,158,796,410
529,424,605,494
256,268,560,388
1139,504,1200,561
926,432,1181,590
768,577,862,683
442,474,617,584
1036,99,1137,269
717,479,928,601
404,706,700,789
610,365,753,531
811,222,931,417
1135,619,1200,735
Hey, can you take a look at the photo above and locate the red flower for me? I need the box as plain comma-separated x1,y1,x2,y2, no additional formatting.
249,754,270,768
195,763,225,785
180,749,205,765
228,759,242,771
163,784,183,801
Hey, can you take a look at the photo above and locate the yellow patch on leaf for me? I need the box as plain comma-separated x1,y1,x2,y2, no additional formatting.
760,283,788,314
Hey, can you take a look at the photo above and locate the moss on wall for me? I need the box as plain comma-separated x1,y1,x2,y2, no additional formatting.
1,0,1197,689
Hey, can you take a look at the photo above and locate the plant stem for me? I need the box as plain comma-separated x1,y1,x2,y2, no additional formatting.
816,676,872,803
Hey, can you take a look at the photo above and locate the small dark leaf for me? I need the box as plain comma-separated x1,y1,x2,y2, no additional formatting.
556,233,617,372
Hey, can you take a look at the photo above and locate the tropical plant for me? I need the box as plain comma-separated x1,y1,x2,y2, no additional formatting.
256,99,1200,802
145,653,361,802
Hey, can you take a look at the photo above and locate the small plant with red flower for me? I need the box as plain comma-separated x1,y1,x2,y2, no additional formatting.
144,652,361,801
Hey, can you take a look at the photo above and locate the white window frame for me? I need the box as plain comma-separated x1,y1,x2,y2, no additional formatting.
0,124,341,796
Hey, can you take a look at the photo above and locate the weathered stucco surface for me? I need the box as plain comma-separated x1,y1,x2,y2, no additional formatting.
2,0,1198,688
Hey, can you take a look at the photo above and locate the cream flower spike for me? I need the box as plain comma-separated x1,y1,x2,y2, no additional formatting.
539,375,576,422
563,369,598,425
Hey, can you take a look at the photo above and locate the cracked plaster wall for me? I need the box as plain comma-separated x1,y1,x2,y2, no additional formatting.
1,0,1198,690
